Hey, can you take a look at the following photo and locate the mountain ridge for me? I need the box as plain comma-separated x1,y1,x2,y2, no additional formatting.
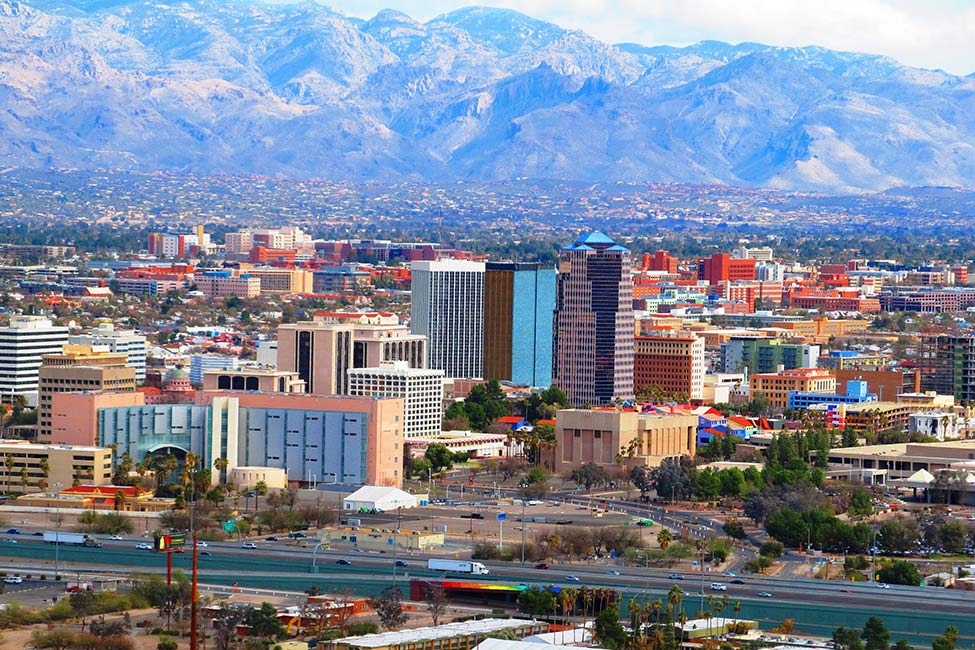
1,0,974,192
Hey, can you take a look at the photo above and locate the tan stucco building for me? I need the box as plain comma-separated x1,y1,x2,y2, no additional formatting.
555,408,698,474
0,441,112,493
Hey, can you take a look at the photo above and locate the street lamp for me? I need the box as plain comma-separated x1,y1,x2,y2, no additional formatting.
53,481,63,581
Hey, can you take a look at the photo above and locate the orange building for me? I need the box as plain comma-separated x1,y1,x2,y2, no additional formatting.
698,253,756,283
749,368,837,410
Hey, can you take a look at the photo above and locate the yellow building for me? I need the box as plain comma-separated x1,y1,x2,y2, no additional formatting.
0,441,112,493
238,266,314,294
749,368,836,410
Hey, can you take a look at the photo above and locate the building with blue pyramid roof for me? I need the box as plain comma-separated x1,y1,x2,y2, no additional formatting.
553,232,635,406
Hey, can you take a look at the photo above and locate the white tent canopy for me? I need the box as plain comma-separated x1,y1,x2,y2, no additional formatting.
343,486,417,512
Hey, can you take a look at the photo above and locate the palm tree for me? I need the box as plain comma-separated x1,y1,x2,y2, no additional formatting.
667,585,683,623
114,489,127,511
20,466,28,493
658,528,673,550
38,458,50,486
559,587,578,627
254,479,268,511
4,455,13,495
213,457,229,484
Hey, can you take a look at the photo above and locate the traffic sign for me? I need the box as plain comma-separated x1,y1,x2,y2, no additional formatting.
497,513,506,520
222,519,235,532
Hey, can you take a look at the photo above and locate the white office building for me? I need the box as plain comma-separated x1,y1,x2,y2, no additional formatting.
68,321,148,382
189,354,239,385
410,260,485,379
348,361,445,438
0,316,69,403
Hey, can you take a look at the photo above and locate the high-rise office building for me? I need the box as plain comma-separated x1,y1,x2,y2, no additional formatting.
633,334,705,401
410,260,485,379
483,262,555,387
0,316,69,402
68,322,147,382
277,313,427,396
920,334,975,403
348,361,445,438
37,345,137,440
553,232,635,406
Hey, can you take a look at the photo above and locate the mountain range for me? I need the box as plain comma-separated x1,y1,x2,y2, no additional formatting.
2,0,975,193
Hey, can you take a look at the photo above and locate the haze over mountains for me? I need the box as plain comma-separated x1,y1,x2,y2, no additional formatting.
2,0,975,193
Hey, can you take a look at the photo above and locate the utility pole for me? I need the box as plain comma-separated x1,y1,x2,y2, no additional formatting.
190,459,199,650
520,494,527,564
54,482,63,581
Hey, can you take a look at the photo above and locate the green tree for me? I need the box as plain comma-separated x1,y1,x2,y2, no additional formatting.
878,560,922,587
938,520,968,554
723,521,747,540
593,604,627,649
425,443,454,472
759,541,784,558
862,616,890,650
519,587,556,616
570,462,610,491
695,468,720,500
245,602,285,639
877,517,921,554
848,489,873,518
833,627,864,650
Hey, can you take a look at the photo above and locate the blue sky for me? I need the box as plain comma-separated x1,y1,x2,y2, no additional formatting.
323,0,975,75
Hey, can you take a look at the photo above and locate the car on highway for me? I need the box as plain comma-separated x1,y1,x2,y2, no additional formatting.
723,571,737,577
839,589,851,593
4,528,19,535
288,532,307,539
109,535,123,541
265,536,279,541
200,551,212,557
731,579,745,584
710,583,727,591
3,538,17,544
757,592,773,598
535,563,550,570
241,543,258,549
875,582,890,589
196,541,208,547
4,576,22,584
336,559,352,565
565,575,580,581
136,542,152,550
669,574,684,580
394,560,408,567
607,570,620,576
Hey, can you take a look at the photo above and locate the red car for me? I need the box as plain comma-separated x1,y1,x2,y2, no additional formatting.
535,563,550,570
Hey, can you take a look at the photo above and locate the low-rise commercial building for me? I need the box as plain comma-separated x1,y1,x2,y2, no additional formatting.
555,408,698,474
325,618,547,650
0,441,112,493
347,361,444,438
750,368,836,411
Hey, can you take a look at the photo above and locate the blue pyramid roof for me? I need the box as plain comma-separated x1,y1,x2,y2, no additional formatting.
575,231,615,246
606,244,630,252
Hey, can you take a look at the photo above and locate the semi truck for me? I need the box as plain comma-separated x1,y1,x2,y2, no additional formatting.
427,559,489,575
43,532,102,548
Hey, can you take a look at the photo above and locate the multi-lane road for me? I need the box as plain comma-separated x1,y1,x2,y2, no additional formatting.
1,531,972,645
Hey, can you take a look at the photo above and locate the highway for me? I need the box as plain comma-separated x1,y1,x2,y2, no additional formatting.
1,532,973,645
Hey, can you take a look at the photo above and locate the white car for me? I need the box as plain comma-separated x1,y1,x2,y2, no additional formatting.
875,582,890,589
109,535,123,541
196,541,208,548
4,576,22,584
241,542,258,549
710,583,727,591
136,542,152,550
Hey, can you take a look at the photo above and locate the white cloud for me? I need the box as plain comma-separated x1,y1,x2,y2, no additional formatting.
323,0,975,75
